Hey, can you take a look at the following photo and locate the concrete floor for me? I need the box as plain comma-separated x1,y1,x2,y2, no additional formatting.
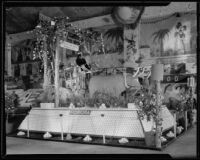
6,125,196,158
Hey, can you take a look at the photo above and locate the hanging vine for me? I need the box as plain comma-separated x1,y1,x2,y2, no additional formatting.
32,15,103,91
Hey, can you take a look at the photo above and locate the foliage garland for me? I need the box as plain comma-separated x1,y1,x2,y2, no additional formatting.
33,16,105,72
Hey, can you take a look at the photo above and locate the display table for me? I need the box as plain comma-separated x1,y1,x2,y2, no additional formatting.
18,106,174,139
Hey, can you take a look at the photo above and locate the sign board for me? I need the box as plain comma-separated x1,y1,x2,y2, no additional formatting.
70,110,91,115
60,41,79,51
162,75,188,83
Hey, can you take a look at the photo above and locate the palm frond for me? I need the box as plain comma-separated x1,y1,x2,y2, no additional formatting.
152,32,160,43
104,27,123,44
152,29,170,43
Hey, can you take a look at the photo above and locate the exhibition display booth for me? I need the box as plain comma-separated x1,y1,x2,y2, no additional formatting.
5,3,197,150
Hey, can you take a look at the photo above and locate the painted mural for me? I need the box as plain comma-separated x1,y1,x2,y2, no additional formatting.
82,12,197,68
31,12,196,70
139,12,196,57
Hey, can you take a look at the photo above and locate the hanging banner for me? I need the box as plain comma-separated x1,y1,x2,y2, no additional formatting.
162,74,188,83
60,41,79,51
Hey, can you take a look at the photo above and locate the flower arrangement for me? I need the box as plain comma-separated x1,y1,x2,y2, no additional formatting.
178,89,193,111
167,87,193,112
65,95,96,108
114,96,127,108
92,91,127,108
66,91,127,108
70,96,85,108
5,92,18,115
84,97,97,108
92,91,112,108
127,88,163,121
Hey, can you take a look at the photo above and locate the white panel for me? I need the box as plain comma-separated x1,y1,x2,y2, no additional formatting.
19,108,145,138
160,106,174,131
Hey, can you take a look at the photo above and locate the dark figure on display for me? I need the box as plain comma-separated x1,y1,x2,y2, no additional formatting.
76,52,91,71
12,91,19,108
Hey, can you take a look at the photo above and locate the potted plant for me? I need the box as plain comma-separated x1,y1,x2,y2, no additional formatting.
180,91,194,126
128,89,161,147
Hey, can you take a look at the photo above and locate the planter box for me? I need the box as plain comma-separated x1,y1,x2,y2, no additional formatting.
144,131,155,147
40,103,54,109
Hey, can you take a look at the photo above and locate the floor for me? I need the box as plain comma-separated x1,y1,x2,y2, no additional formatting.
6,125,196,158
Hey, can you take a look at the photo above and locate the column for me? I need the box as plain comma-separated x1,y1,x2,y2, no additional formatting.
151,63,164,149
5,35,12,76
55,37,60,108
123,23,140,68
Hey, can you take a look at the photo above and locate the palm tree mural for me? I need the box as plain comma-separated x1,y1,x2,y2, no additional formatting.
103,27,123,53
151,29,170,57
103,9,144,54
104,27,123,43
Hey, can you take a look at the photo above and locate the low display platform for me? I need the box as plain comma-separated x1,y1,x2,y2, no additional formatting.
18,106,174,139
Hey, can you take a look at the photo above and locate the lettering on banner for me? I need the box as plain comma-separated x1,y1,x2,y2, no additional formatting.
70,110,91,115
60,41,79,51
175,76,179,82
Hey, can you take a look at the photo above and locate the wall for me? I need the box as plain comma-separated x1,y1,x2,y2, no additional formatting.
140,12,196,57
9,12,197,78
60,12,196,69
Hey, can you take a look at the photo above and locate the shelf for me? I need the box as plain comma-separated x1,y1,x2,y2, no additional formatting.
12,60,41,65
